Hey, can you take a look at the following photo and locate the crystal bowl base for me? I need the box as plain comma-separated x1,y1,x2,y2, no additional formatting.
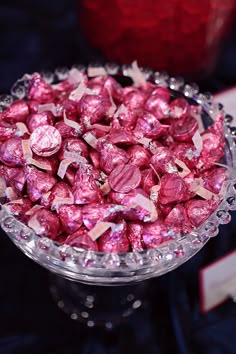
49,273,148,329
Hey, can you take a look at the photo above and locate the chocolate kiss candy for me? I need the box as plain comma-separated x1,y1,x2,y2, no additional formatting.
169,98,189,119
145,94,169,119
72,165,102,204
185,199,219,227
27,73,54,103
26,111,55,133
1,100,29,123
150,87,170,102
109,188,157,222
172,143,199,170
98,220,130,253
27,208,60,240
65,228,98,251
58,138,89,168
159,173,187,205
169,115,198,142
108,127,136,146
202,167,227,194
134,111,163,139
151,147,177,174
24,165,57,202
127,222,144,251
58,204,82,234
32,155,59,175
27,100,39,114
116,105,137,129
0,121,17,141
0,137,24,167
141,168,158,194
165,204,193,234
128,145,151,169
123,88,146,110
54,120,82,139
197,115,225,170
142,220,167,248
41,181,72,209
4,167,26,194
58,98,78,121
78,94,111,124
82,203,123,230
30,125,62,157
98,140,129,174
108,164,141,193
103,76,123,101
4,197,32,223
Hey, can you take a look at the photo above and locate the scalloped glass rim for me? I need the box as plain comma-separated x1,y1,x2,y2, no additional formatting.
1,63,236,285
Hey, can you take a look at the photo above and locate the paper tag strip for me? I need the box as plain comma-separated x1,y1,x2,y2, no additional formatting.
200,250,236,312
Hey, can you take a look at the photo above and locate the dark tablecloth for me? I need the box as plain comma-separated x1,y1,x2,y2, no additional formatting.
0,2,236,353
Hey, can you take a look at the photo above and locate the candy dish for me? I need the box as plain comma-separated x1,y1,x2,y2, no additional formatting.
0,64,235,326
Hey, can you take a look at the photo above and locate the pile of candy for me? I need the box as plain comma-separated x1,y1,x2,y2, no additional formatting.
0,64,228,253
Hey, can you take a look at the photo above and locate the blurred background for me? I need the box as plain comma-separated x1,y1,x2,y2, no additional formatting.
0,1,236,353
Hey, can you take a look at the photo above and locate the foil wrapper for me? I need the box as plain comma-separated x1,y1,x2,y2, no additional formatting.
98,220,130,253
65,228,98,251
27,208,61,240
59,204,83,234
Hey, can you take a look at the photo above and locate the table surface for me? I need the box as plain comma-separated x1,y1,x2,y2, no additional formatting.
0,2,236,354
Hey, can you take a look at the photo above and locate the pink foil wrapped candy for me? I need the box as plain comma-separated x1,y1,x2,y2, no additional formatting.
128,145,152,169
58,138,89,168
186,199,219,227
58,204,82,234
0,122,17,142
169,115,198,142
172,143,199,170
127,222,144,251
150,147,177,174
41,181,73,209
54,120,82,139
82,203,124,230
78,94,111,125
0,100,29,123
72,165,102,204
26,111,55,133
169,98,189,119
27,208,61,240
115,105,137,129
158,173,187,205
4,167,26,194
4,198,32,222
27,73,55,103
98,220,130,253
165,204,193,234
24,165,57,202
145,94,169,119
142,220,168,248
108,127,136,146
123,88,146,110
109,188,158,222
97,140,129,174
65,228,98,251
134,111,164,139
0,137,24,167
30,125,62,157
202,167,227,194
141,168,159,194
108,163,141,193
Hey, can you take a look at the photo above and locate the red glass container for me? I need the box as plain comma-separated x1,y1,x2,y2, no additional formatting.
79,0,236,78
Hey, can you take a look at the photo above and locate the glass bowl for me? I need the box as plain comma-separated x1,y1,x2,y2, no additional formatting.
0,63,236,286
